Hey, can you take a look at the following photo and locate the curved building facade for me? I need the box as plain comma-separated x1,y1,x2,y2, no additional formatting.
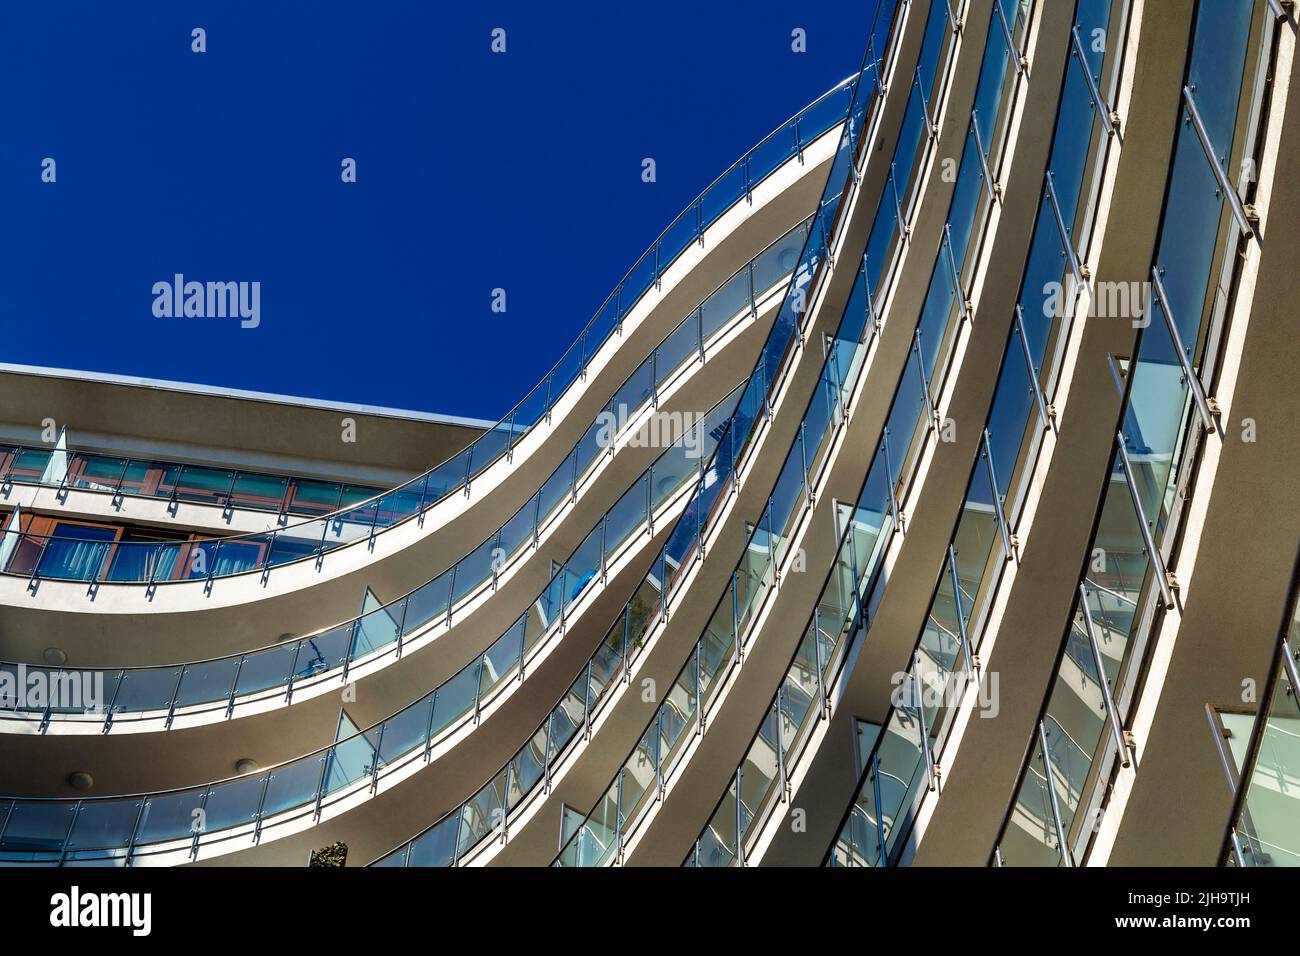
2,0,1297,876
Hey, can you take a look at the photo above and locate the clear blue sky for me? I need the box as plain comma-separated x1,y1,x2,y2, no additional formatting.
1,1,868,422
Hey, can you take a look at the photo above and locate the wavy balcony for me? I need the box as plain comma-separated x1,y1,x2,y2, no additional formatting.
0,219,809,748
558,0,984,867
692,0,1037,868
0,85,846,672
360,0,913,868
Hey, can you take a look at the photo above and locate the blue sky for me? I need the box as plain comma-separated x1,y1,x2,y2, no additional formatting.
1,2,868,422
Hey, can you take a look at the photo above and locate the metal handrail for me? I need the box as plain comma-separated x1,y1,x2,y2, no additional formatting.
0,81,856,581
1182,85,1255,238
0,223,811,710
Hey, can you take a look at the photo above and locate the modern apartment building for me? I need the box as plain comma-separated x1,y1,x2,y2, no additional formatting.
1,0,1297,875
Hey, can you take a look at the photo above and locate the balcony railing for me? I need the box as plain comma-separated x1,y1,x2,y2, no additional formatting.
991,0,1276,868
374,0,907,869
0,445,387,519
826,0,1131,867
0,222,811,732
0,389,742,865
0,75,855,590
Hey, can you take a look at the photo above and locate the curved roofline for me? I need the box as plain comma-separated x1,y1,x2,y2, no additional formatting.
0,362,499,431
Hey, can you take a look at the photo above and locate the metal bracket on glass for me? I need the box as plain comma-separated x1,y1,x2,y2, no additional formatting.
1104,352,1127,401
943,0,962,32
813,607,830,719
655,710,666,799
121,799,148,868
110,457,131,510
189,789,211,860
341,622,358,684
315,520,331,571
1036,720,1074,866
1045,172,1090,295
259,538,274,587
1149,267,1219,432
85,553,102,600
862,256,883,339
913,68,939,140
1182,86,1256,238
1014,306,1056,431
1265,0,1294,20
912,654,938,791
446,566,458,628
882,431,904,533
1283,639,1300,699
890,165,910,240
164,667,185,731
53,463,70,501
284,650,299,707
614,774,626,864
994,0,1027,73
943,224,971,323
775,692,790,802
311,755,330,823
369,725,386,795
1114,432,1176,610
250,780,274,842
869,756,887,864
423,692,439,763
166,464,185,516
913,333,939,434
970,112,1000,202
205,541,221,596
1078,583,1132,768
947,546,975,678
498,768,513,845
140,544,162,600
102,674,123,734
276,479,293,521
226,657,245,719
220,471,238,520
1071,26,1119,137
981,430,1014,562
